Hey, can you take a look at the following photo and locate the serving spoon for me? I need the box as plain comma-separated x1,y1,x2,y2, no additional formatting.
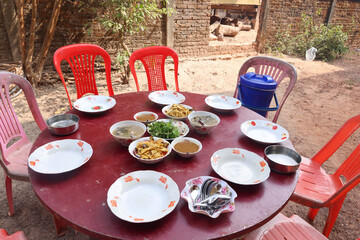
190,185,200,205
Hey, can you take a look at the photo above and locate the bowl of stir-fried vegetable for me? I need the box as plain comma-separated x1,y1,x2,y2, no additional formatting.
128,136,172,164
147,119,189,141
162,104,194,120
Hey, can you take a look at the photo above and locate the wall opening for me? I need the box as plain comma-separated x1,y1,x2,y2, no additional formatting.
209,0,261,46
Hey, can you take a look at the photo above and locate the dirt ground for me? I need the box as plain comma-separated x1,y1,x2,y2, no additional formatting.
0,50,359,240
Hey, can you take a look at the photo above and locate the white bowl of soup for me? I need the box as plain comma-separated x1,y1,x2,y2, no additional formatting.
171,137,202,158
134,111,158,125
188,111,220,134
110,120,147,146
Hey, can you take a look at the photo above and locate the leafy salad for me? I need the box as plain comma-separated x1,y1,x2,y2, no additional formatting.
148,121,180,139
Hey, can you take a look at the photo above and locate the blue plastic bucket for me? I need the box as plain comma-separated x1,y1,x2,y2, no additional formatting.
237,72,278,117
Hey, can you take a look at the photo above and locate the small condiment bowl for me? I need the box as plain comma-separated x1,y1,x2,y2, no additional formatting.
110,120,146,146
128,137,172,164
46,114,79,135
133,111,158,125
188,111,220,134
171,137,202,158
264,145,302,174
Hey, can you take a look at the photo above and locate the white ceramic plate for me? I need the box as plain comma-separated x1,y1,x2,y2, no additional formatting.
28,139,93,174
147,119,189,140
240,120,289,144
107,170,180,223
74,95,116,113
148,91,185,106
162,104,193,120
205,95,241,112
211,148,270,185
180,176,237,218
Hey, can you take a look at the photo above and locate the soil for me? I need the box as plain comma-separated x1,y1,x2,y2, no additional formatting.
1,51,359,240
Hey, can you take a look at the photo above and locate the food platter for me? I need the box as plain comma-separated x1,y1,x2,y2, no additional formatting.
28,139,93,174
205,95,241,112
74,95,116,113
181,176,237,218
240,120,289,144
147,119,189,140
162,104,193,120
148,91,185,105
211,148,270,185
107,170,180,223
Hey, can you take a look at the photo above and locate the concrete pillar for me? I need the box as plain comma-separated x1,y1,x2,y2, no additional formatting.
166,0,175,48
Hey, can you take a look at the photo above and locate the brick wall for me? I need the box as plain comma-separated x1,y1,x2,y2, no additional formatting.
0,0,359,64
259,0,360,49
173,0,211,57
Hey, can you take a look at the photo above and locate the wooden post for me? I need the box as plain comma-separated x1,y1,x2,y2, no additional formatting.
326,0,337,25
0,0,21,61
166,0,175,48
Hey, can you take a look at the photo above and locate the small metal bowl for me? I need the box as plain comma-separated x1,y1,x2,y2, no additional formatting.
46,114,79,136
264,145,301,174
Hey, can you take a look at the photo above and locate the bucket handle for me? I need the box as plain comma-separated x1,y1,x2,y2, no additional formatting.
237,85,279,112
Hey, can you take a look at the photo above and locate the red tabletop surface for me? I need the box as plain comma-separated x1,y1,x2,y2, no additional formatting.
29,91,298,240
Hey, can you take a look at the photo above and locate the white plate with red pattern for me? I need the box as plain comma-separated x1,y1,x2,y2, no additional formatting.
211,148,270,185
240,120,289,144
74,95,116,113
205,95,241,112
28,139,93,174
148,91,185,106
107,170,180,223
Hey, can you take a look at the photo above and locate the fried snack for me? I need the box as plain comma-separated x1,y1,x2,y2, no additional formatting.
135,137,169,160
165,104,193,117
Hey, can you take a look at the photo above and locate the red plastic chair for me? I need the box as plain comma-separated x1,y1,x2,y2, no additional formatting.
0,71,46,216
53,43,114,109
129,46,179,92
242,213,328,240
234,56,297,123
0,229,28,240
290,114,360,237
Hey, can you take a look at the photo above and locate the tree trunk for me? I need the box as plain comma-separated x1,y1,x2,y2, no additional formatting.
34,0,63,85
120,40,131,84
14,0,62,85
15,0,30,81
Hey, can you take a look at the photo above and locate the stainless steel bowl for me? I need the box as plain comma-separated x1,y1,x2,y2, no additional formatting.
46,114,79,135
264,145,301,174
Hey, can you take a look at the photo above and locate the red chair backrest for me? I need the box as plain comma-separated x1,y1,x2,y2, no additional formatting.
312,114,360,197
53,44,114,108
129,46,179,92
234,56,297,123
0,71,46,162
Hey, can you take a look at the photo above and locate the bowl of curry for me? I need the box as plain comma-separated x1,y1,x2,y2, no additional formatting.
171,137,202,158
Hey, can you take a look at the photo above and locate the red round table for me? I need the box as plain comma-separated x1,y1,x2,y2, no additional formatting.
29,92,298,240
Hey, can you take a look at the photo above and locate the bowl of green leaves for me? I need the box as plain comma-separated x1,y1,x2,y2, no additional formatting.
147,119,189,140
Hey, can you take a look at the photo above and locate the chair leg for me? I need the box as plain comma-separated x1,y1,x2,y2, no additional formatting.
53,214,67,236
308,208,320,221
5,174,14,216
323,196,346,238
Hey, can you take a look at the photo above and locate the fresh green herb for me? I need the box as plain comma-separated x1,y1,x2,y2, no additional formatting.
148,121,180,139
